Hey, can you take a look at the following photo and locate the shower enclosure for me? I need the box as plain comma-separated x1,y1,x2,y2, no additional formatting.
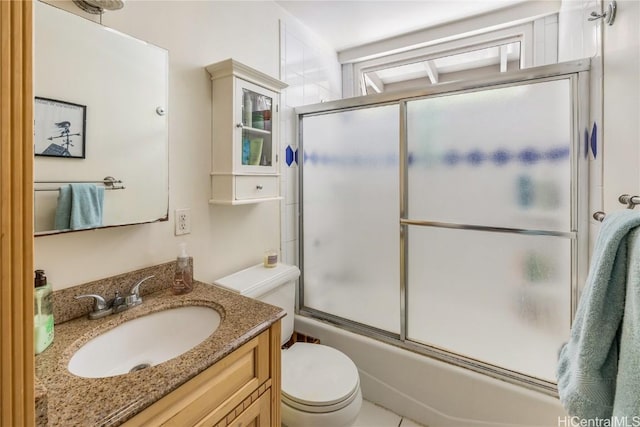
297,60,590,393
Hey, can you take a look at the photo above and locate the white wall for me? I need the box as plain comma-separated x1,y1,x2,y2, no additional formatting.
601,0,640,214
34,1,337,290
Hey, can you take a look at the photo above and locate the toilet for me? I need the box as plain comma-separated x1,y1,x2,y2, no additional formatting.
214,263,362,427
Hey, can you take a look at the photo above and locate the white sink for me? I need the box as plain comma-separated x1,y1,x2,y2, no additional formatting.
68,306,221,378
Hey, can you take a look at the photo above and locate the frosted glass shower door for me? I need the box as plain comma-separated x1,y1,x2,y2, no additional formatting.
406,79,572,231
405,78,574,381
301,104,400,333
407,227,571,381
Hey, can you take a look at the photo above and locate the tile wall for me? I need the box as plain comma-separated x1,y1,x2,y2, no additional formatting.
279,19,342,266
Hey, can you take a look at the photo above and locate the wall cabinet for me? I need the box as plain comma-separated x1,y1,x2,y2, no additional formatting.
122,321,281,426
206,59,287,205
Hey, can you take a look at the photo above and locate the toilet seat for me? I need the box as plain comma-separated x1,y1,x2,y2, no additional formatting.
282,343,360,413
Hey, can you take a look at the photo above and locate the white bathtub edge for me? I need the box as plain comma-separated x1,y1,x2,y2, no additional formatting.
294,314,567,427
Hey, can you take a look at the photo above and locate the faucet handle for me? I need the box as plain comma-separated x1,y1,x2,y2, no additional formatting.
126,275,154,307
74,294,113,319
75,293,108,310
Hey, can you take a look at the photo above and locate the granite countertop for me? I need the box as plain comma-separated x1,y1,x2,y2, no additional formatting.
35,280,285,427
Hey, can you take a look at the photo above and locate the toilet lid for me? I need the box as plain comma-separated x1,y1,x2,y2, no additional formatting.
281,343,360,410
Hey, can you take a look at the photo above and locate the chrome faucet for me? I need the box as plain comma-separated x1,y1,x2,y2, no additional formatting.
75,275,155,319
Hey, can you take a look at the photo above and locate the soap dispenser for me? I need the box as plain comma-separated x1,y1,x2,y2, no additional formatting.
172,243,193,295
34,269,54,354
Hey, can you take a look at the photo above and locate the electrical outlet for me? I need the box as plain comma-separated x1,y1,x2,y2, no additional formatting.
175,208,191,235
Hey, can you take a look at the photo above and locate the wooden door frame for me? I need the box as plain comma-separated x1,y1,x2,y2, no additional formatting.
1,1,35,425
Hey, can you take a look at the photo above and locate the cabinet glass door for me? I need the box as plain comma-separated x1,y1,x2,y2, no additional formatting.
240,86,274,170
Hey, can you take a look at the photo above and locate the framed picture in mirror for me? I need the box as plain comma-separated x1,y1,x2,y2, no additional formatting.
34,97,86,159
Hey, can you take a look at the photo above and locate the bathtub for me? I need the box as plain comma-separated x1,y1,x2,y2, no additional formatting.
294,314,567,427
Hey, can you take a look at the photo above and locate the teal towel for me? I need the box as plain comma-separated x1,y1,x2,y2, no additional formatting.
614,226,640,416
557,210,640,419
54,184,104,230
54,185,72,230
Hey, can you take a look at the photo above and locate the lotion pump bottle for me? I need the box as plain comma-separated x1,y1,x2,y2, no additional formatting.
172,243,193,295
34,269,54,354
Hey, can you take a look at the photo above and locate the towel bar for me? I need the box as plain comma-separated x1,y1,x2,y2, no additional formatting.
34,176,125,191
619,194,640,207
593,193,640,222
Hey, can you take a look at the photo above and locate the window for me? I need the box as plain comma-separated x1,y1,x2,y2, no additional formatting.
346,18,558,96
362,41,522,94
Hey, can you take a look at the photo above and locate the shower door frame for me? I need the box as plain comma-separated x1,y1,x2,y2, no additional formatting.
296,59,591,395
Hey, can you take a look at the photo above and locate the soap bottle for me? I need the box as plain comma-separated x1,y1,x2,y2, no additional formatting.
34,269,54,354
172,243,193,295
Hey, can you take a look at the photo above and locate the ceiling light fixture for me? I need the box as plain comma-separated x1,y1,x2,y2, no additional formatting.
72,0,125,15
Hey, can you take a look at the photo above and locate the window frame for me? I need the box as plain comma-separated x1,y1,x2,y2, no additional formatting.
349,22,537,96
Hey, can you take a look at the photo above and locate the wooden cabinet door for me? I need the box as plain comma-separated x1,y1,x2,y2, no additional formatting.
225,389,271,427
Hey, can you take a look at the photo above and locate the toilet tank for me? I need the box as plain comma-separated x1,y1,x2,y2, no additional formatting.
213,263,300,346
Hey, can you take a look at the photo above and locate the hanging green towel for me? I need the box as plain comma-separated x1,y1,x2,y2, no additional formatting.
54,184,104,230
54,185,72,230
557,210,640,419
613,225,640,416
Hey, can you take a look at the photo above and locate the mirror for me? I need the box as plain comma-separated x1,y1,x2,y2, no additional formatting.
33,1,169,235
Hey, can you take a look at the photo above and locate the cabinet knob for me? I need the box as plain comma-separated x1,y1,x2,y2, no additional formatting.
256,185,263,190
236,123,244,128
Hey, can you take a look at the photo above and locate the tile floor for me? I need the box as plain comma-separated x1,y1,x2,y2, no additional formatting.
353,400,425,427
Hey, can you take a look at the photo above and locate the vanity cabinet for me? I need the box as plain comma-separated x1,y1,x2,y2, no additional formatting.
122,321,281,426
205,59,287,205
